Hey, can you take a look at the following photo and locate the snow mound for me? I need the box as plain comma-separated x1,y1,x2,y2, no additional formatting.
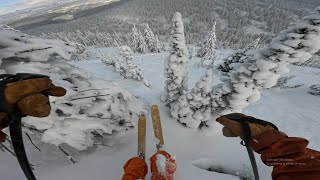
192,158,253,179
0,29,146,150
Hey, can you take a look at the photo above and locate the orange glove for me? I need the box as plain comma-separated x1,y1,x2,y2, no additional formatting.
122,157,148,180
0,77,66,142
150,151,176,180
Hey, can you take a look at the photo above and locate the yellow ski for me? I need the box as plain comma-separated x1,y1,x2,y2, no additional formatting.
151,105,164,151
137,115,146,159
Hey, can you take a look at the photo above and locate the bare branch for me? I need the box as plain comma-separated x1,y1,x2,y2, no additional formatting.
58,146,76,164
25,132,41,152
70,94,111,101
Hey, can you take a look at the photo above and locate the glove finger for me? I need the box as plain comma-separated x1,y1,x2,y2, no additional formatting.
249,123,275,137
222,127,239,137
216,116,242,130
17,94,51,117
5,78,53,104
43,86,66,97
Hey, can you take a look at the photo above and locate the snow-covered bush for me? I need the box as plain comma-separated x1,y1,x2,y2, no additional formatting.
171,70,214,128
0,29,146,150
196,22,217,68
163,12,189,105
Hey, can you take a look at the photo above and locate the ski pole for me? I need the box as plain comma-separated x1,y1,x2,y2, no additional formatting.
0,73,49,180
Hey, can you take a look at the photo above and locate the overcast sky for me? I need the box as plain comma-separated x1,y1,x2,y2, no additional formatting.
0,0,60,15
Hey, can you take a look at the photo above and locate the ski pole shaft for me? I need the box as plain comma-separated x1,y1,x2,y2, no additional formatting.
9,113,36,180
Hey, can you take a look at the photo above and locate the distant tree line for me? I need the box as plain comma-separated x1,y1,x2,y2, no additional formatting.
25,0,319,49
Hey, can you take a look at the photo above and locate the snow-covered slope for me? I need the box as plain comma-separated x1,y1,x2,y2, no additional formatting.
1,49,319,180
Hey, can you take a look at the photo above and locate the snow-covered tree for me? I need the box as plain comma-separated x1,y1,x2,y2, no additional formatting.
144,24,157,52
171,69,214,128
119,46,144,80
212,6,320,116
113,55,127,77
170,6,320,128
130,24,139,51
137,30,148,53
164,12,189,105
197,22,217,68
218,36,263,75
154,35,161,53
245,36,262,50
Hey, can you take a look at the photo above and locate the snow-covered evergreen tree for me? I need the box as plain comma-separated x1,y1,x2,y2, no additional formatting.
218,36,262,75
213,6,320,116
171,6,320,128
154,35,161,53
245,36,262,50
164,12,189,105
144,24,156,52
171,69,214,128
113,55,127,77
197,22,217,68
131,24,139,51
137,30,148,53
119,46,144,81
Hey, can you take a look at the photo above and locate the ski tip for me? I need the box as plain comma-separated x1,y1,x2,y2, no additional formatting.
139,114,146,118
151,105,159,113
138,115,146,123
